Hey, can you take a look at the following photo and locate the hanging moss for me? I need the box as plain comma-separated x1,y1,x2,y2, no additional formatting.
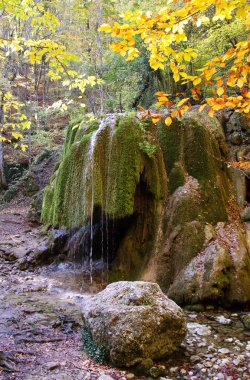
168,162,186,194
157,119,183,172
158,113,231,224
42,115,167,228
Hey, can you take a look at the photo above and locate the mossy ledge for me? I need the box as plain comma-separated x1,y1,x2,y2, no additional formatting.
42,114,167,228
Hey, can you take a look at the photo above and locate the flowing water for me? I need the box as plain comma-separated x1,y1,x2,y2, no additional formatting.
78,114,121,284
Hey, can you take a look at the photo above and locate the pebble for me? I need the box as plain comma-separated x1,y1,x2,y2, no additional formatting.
218,348,230,354
215,315,232,325
169,367,178,373
190,355,201,363
97,375,115,380
45,362,61,370
216,373,225,379
188,322,211,336
225,337,233,342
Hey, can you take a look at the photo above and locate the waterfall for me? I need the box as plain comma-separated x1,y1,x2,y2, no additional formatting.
83,115,119,283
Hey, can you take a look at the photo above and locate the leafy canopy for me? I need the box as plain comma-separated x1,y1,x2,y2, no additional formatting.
100,0,250,124
0,0,99,147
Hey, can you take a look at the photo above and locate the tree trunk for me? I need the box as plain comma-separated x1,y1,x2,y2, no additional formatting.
96,2,104,114
0,103,7,190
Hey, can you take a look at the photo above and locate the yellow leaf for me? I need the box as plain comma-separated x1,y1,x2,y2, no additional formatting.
237,78,246,88
217,87,224,96
193,77,201,86
208,108,214,117
165,116,172,126
11,132,23,140
173,73,180,82
184,53,191,62
177,98,189,107
99,24,112,33
199,104,207,112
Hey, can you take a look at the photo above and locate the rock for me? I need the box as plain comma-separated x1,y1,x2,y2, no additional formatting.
190,355,201,363
215,107,234,128
227,111,250,132
228,167,246,208
230,132,242,145
82,281,187,367
240,207,250,221
187,323,211,336
33,149,53,165
28,190,44,223
215,316,232,325
148,366,165,378
42,111,250,308
22,172,40,196
97,375,115,380
240,313,250,330
218,348,230,354
45,362,61,370
216,373,225,380
3,186,19,202
204,224,216,244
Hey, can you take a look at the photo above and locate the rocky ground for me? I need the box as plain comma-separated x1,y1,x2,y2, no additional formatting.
0,204,250,380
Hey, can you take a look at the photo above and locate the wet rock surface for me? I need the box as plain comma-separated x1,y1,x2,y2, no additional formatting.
0,205,250,380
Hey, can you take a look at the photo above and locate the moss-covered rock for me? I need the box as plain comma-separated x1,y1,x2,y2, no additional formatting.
42,114,167,228
28,190,44,223
82,282,187,367
3,186,19,202
42,111,250,307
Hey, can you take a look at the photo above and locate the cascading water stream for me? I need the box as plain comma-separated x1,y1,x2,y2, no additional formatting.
83,115,118,284
86,120,106,284
103,115,119,281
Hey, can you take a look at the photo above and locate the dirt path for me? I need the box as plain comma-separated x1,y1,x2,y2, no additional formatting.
0,205,129,380
0,205,250,380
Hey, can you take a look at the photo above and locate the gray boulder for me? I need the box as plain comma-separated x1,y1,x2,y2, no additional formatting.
82,281,186,367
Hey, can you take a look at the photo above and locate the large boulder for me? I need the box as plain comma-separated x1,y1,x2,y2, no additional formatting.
82,281,186,367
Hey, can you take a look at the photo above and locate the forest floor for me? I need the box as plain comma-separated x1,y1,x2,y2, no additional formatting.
0,204,250,380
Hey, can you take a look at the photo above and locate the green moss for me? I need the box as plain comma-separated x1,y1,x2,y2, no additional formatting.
158,113,231,225
184,304,205,312
168,162,185,194
3,186,18,202
82,325,108,363
42,115,167,228
158,119,183,172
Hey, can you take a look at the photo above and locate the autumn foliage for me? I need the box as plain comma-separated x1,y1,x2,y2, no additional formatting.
100,0,250,125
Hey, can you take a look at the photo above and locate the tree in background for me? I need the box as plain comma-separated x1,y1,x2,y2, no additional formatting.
0,0,101,188
100,0,250,125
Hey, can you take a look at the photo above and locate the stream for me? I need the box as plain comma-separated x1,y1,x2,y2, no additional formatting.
0,205,250,380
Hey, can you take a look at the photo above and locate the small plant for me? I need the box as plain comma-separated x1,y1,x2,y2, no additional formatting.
82,326,108,363
139,141,157,158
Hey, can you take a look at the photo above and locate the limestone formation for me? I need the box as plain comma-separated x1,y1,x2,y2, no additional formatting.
42,110,250,307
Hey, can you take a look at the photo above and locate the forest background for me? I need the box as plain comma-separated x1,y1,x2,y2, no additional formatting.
0,0,249,189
